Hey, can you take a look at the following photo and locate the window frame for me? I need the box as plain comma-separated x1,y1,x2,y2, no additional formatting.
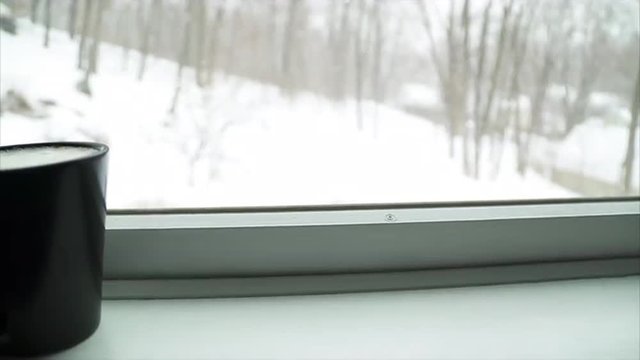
103,198,640,299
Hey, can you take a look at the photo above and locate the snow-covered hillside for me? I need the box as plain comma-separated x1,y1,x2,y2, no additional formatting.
531,119,640,188
3,19,635,208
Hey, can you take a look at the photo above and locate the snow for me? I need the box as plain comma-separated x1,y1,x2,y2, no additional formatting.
0,3,13,17
2,19,633,209
0,4,11,17
395,83,442,109
0,145,98,170
529,85,640,188
547,119,640,187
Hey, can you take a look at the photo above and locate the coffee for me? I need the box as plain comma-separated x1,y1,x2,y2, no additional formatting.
0,146,99,170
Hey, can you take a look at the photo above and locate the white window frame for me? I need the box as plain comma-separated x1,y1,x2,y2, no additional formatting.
102,198,640,299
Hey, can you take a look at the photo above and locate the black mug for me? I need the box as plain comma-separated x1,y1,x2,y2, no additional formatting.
0,142,108,356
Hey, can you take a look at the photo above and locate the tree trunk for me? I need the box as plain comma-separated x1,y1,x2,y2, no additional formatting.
622,66,640,193
281,0,300,90
137,2,150,80
170,2,192,114
564,76,595,135
194,0,208,87
68,0,78,39
331,0,352,100
120,2,131,71
415,0,454,157
444,0,463,159
326,0,339,97
354,0,366,131
31,0,40,23
370,1,384,135
461,0,472,175
521,44,555,173
472,0,492,169
43,0,51,47
89,0,104,75
561,20,604,137
138,0,162,81
269,0,279,83
473,0,514,178
78,0,94,70
204,2,226,86
378,22,402,105
507,4,534,175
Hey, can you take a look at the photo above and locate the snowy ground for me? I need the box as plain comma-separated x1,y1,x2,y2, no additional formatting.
532,119,639,188
3,20,634,209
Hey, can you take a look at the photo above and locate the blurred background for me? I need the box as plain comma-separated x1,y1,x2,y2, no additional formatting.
0,0,638,208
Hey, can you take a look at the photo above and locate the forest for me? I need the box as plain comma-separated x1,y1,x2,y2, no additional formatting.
1,0,638,207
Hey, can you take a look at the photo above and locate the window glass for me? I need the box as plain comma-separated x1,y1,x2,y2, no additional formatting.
1,0,638,209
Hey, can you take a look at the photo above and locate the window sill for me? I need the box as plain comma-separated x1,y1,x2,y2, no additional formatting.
20,276,640,360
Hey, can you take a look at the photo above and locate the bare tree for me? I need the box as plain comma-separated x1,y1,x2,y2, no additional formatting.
377,20,403,105
75,0,104,96
136,1,150,80
369,0,385,134
43,0,51,47
622,65,640,193
326,0,339,97
170,1,193,114
194,0,208,87
490,3,536,178
77,0,94,70
506,3,535,175
415,0,458,158
472,0,492,157
415,0,549,177
354,0,367,130
204,1,226,86
460,0,472,174
519,6,566,174
416,0,497,166
88,0,105,75
119,2,132,70
559,4,610,137
281,0,301,90
31,0,40,23
473,0,514,178
328,0,352,100
444,0,466,159
68,0,79,39
268,0,280,82
138,0,163,81
520,43,554,173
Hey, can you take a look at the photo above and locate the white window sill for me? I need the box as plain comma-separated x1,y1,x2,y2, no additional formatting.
21,276,640,360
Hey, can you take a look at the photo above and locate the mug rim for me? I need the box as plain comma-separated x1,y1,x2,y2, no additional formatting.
0,141,109,173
